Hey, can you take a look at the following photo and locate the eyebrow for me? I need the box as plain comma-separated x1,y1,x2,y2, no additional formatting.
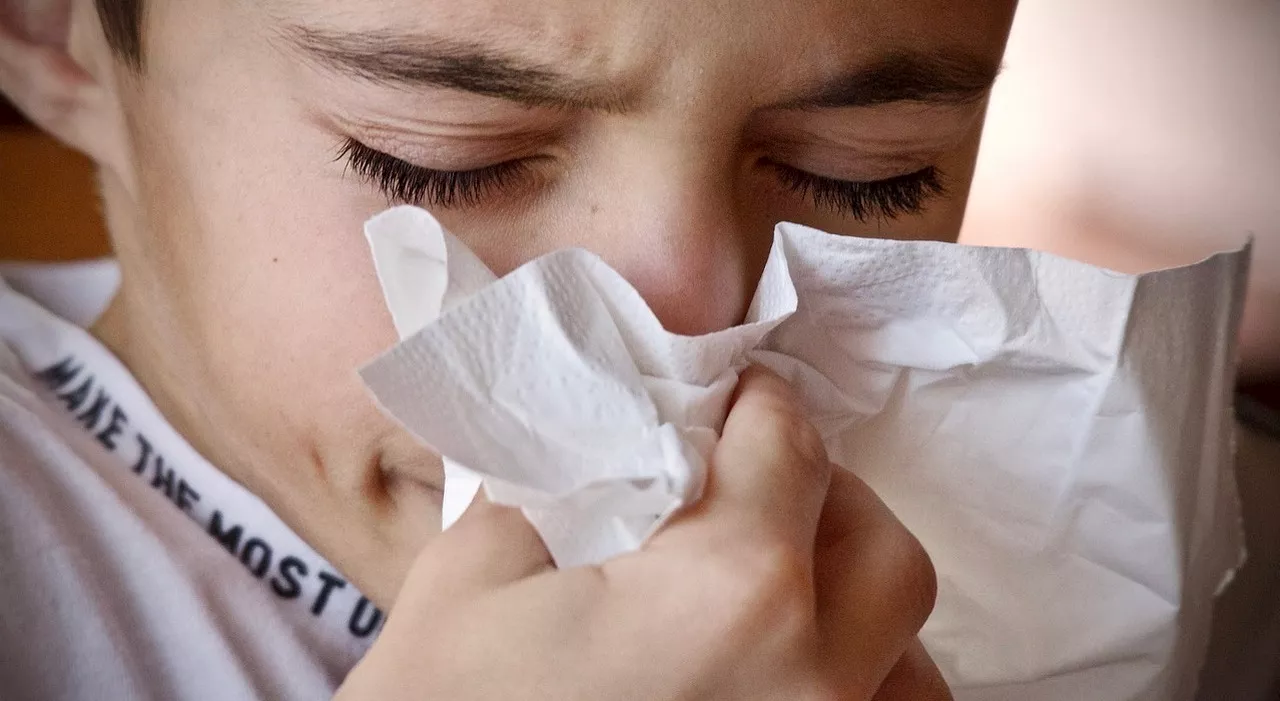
282,25,999,112
788,51,1001,109
281,26,631,111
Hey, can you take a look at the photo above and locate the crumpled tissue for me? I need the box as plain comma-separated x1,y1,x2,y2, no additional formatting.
358,205,1249,701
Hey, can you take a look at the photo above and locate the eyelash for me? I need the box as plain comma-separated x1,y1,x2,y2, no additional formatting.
337,138,532,208
338,137,945,221
771,161,946,222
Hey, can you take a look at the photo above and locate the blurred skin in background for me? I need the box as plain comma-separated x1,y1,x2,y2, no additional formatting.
962,0,1280,382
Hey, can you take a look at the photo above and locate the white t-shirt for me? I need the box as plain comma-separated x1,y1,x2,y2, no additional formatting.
0,261,379,699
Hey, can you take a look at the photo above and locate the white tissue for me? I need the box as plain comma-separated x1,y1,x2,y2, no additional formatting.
359,206,1249,701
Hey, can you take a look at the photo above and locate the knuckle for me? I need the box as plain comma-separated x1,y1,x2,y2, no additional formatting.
761,407,828,469
889,529,939,627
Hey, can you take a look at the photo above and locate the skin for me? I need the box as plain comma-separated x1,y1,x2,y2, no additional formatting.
1,1,1014,694
961,0,1280,381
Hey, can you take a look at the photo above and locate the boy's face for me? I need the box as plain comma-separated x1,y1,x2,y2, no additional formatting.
80,0,1015,603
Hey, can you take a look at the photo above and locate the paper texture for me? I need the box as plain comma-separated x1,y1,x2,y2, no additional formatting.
359,205,1249,701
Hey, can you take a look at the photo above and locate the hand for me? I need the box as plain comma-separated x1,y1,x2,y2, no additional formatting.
337,366,947,700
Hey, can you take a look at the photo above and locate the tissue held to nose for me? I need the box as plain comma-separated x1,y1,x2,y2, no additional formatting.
359,205,1250,701
341,365,947,701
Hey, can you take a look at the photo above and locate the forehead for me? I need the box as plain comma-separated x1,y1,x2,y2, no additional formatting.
198,0,1014,73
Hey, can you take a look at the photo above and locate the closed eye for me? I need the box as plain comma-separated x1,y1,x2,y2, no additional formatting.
338,136,946,222
336,138,533,208
767,160,946,222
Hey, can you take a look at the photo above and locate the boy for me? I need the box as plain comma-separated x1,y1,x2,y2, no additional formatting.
7,0,1181,698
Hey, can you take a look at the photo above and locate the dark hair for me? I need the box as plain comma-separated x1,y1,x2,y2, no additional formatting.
95,0,145,69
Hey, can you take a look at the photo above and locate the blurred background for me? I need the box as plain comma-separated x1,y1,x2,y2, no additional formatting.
0,93,110,261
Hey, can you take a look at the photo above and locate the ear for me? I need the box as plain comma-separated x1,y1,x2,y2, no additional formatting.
0,0,130,176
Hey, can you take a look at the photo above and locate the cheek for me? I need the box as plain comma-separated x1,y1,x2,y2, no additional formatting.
127,76,401,455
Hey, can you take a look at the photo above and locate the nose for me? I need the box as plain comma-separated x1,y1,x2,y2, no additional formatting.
595,185,756,336
558,133,769,337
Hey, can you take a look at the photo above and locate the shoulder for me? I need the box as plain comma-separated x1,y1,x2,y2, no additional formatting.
0,345,127,696
0,342,124,556
0,345,344,701
0,343,80,476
